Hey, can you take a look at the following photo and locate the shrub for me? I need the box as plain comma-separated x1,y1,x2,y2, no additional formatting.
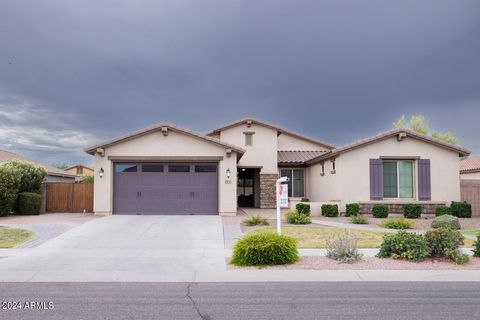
230,231,299,266
377,231,430,262
286,210,311,224
295,203,311,216
381,217,414,230
431,215,461,230
473,236,480,258
404,204,422,219
326,231,363,264
243,215,269,227
450,201,472,218
424,228,469,264
351,215,369,224
345,203,360,217
81,176,94,184
0,165,22,216
435,205,451,217
372,204,389,218
321,204,339,217
1,159,47,193
14,192,41,215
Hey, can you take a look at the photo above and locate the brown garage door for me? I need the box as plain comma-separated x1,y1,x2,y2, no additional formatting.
113,163,218,215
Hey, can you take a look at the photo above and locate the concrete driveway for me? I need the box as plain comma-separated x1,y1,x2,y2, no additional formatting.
0,215,226,282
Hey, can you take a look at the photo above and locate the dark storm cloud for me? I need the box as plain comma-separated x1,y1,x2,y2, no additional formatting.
0,0,479,165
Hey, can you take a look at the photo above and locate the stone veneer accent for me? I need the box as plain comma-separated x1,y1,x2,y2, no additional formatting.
359,202,447,215
260,174,278,209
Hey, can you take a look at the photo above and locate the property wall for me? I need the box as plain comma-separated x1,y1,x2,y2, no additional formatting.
277,133,330,151
46,175,76,183
93,130,238,216
219,123,278,174
461,172,480,180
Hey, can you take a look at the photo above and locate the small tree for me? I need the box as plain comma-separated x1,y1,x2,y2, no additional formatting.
2,160,47,193
393,114,457,145
52,162,69,170
432,131,457,145
408,115,429,135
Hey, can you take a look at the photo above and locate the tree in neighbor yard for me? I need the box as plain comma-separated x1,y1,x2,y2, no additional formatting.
52,162,69,170
393,114,458,145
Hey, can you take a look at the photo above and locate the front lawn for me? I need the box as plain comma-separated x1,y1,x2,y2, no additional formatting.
461,230,480,237
0,226,34,248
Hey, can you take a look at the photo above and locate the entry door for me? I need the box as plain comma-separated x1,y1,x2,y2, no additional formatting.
113,163,218,215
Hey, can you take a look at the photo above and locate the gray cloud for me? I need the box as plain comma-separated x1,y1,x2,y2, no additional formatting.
0,0,479,166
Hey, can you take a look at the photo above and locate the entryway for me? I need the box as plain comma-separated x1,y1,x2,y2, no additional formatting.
237,168,260,208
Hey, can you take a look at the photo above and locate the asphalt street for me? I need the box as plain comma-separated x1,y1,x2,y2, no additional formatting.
1,282,479,320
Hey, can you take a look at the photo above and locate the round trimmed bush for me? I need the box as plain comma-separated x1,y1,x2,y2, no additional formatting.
372,204,389,218
345,203,360,217
404,204,422,219
321,204,339,217
230,231,299,266
450,201,472,218
14,192,42,215
295,203,311,216
424,228,468,264
377,231,430,262
431,215,461,230
435,205,451,217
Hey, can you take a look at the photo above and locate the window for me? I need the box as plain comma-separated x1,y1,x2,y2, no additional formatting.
244,132,254,146
76,167,83,175
142,164,164,172
383,160,414,198
195,164,217,173
115,164,137,173
280,168,305,198
168,164,190,172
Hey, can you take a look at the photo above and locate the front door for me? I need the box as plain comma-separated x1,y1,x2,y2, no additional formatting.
237,168,255,207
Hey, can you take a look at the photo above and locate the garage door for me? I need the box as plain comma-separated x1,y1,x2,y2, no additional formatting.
113,163,218,215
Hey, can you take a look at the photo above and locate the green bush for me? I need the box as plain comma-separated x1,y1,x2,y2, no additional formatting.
326,231,363,264
0,165,22,216
1,159,47,193
14,192,41,215
295,203,311,216
377,231,430,262
372,204,389,218
351,215,369,224
473,236,480,258
424,228,469,264
345,203,360,217
81,176,94,184
431,215,461,230
230,231,299,266
404,204,422,219
435,205,451,217
450,201,472,218
321,204,339,217
381,217,414,230
286,210,311,224
243,215,269,227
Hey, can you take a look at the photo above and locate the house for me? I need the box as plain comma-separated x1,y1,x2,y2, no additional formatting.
0,150,76,183
85,118,470,216
460,156,480,180
65,164,94,182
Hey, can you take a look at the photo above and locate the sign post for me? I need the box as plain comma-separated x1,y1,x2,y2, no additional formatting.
276,176,289,235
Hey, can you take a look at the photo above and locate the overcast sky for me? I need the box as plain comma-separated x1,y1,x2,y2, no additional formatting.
0,0,479,167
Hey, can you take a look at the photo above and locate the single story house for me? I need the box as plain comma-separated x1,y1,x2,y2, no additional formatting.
0,150,76,183
85,118,470,216
460,156,480,180
65,164,94,182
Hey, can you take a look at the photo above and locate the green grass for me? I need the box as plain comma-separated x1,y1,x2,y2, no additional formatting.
0,227,34,248
461,230,480,237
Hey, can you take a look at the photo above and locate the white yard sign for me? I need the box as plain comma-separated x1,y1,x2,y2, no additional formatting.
278,183,289,208
276,177,289,235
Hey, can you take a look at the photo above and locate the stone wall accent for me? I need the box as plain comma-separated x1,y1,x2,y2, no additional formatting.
359,202,447,215
260,174,277,209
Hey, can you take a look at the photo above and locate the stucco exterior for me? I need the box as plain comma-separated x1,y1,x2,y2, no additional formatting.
93,129,239,216
278,133,329,151
461,171,480,180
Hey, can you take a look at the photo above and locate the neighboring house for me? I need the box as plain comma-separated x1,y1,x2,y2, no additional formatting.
65,164,94,182
85,118,470,216
0,150,76,183
460,156,480,180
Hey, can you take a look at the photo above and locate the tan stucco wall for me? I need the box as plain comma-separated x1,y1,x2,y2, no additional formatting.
461,171,480,180
93,130,238,216
307,136,462,211
307,158,341,202
219,123,278,174
277,133,329,151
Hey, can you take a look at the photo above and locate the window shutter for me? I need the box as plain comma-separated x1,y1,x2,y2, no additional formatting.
369,159,383,200
418,159,431,201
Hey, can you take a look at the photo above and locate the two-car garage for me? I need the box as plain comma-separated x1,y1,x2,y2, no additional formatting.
113,162,219,215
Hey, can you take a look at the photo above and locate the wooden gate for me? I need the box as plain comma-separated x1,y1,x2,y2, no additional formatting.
461,180,480,217
46,183,94,213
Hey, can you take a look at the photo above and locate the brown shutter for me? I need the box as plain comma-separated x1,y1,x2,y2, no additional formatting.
418,159,431,201
370,159,383,200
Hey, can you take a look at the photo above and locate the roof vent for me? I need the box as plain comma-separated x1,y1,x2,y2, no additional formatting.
397,132,407,141
246,120,252,128
161,126,169,136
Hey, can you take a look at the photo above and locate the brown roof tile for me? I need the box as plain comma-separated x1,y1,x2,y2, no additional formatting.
278,150,328,164
0,150,76,177
461,156,480,173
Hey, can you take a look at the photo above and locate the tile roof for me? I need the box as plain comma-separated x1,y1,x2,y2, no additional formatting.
278,150,328,164
460,156,480,173
206,117,336,149
0,150,76,177
307,128,471,165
